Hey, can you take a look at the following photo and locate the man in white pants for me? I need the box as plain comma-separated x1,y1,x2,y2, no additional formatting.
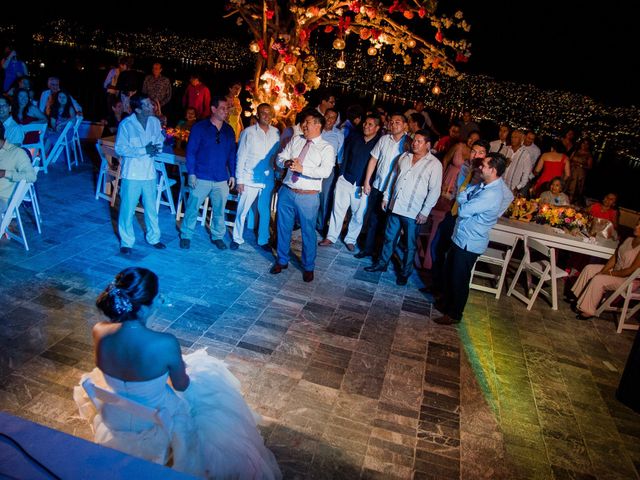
318,113,382,251
231,103,280,250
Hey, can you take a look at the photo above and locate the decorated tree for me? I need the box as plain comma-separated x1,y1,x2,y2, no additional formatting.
225,0,470,121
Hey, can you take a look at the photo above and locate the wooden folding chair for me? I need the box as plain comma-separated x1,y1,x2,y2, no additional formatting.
470,230,519,299
507,236,568,310
595,268,640,333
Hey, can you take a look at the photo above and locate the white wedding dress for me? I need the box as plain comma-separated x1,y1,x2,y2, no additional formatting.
74,350,282,480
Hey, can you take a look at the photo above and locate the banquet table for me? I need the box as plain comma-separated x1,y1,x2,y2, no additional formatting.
493,217,618,259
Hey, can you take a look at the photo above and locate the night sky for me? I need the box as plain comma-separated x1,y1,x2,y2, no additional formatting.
8,1,637,106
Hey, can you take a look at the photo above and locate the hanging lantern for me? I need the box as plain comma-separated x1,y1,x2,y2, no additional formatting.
383,73,393,82
417,75,427,84
284,64,297,75
367,46,378,56
407,39,417,48
249,41,260,53
333,38,346,50
432,85,442,95
336,52,346,69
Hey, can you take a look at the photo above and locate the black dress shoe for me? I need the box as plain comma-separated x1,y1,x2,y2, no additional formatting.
433,314,460,325
212,239,227,250
396,276,408,286
354,251,371,259
230,241,240,250
270,263,288,274
259,243,272,252
364,263,387,273
151,242,166,249
303,270,314,282
120,246,132,255
179,238,190,249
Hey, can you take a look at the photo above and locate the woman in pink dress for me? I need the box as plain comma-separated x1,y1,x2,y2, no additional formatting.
570,221,640,319
532,140,571,195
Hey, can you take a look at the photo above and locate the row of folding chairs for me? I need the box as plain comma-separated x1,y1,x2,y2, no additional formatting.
470,232,638,332
21,116,84,173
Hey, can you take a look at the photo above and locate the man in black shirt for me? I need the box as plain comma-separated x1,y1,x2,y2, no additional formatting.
318,113,382,251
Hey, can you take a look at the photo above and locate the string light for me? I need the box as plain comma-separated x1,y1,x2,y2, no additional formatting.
432,84,442,95
367,46,377,56
249,41,260,53
336,53,346,69
332,38,346,50
407,39,416,48
383,72,393,83
417,75,427,84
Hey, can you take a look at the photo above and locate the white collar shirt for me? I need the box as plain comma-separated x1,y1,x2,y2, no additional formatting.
3,117,24,145
115,114,164,181
370,133,408,192
277,134,335,191
524,143,541,163
489,139,509,155
236,124,280,187
383,152,442,219
503,146,533,191
321,127,345,164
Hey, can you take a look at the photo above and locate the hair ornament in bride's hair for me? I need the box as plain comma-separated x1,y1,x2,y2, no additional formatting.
107,283,133,315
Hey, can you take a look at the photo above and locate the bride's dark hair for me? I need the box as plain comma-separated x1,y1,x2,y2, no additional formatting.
96,267,159,322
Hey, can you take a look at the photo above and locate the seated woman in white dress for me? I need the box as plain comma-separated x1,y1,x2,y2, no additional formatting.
74,267,282,480
569,221,640,319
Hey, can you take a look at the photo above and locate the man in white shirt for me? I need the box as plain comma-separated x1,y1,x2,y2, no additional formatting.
405,100,439,136
357,113,408,260
115,93,165,254
38,77,82,114
523,130,541,163
503,129,534,195
271,110,335,282
231,103,280,250
489,123,511,155
365,130,442,285
317,107,344,234
0,97,24,145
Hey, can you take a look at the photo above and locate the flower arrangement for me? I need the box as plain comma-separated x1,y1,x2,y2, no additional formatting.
506,197,538,222
536,204,590,232
164,127,190,143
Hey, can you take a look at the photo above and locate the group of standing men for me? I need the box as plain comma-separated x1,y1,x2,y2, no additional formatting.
113,93,513,325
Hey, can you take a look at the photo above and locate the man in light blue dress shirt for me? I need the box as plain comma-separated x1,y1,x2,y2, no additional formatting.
435,152,513,325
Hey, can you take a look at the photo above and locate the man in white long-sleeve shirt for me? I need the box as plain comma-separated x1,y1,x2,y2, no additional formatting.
271,110,335,282
365,130,442,285
503,129,533,195
231,103,280,250
115,93,166,254
0,123,36,213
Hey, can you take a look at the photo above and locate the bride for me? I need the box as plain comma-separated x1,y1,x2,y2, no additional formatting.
74,267,282,479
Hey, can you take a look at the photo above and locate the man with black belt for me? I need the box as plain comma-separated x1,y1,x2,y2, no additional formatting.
271,110,334,282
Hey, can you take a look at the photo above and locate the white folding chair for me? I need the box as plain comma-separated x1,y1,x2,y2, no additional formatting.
81,378,173,466
44,121,74,171
1,179,31,251
21,166,41,234
507,236,569,310
70,115,85,165
470,230,519,299
20,122,48,172
95,140,122,207
154,161,177,214
176,193,210,226
595,268,640,333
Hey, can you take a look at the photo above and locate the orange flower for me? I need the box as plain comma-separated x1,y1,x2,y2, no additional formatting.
403,10,414,19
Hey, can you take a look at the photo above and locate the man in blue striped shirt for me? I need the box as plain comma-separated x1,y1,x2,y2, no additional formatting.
435,152,513,325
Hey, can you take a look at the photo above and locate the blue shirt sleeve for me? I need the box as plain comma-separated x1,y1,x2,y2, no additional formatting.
185,123,202,176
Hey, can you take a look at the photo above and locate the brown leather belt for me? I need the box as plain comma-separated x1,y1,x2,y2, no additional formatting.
287,186,319,195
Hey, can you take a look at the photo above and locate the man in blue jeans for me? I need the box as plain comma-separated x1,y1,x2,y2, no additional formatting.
271,110,334,282
435,152,513,325
364,130,442,285
179,96,236,250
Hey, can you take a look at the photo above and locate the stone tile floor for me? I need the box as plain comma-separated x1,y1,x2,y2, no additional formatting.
1,155,639,479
